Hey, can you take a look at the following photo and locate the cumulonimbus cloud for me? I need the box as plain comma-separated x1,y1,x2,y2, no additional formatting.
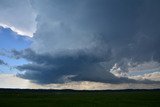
12,49,160,85
9,0,160,85
0,59,7,65
0,0,37,37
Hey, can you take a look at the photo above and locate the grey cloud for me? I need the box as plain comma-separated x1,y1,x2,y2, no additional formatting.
13,0,160,84
15,49,115,84
0,0,36,37
13,49,159,84
0,59,7,65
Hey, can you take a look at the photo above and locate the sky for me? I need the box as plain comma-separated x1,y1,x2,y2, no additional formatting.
0,0,160,90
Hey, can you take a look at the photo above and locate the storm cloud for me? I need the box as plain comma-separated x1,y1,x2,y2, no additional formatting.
13,0,160,84
0,59,7,65
0,0,36,37
14,48,159,84
13,49,127,84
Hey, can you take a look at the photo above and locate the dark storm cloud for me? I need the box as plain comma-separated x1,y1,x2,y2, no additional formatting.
14,49,116,84
14,0,160,84
0,59,7,65
13,49,159,84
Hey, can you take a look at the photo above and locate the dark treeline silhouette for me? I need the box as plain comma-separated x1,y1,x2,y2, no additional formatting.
0,88,159,94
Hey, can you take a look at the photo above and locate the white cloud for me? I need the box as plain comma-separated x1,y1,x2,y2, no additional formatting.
110,61,160,80
0,23,34,37
0,0,37,37
0,74,30,89
129,61,160,73
110,63,128,77
129,72,160,81
0,74,159,90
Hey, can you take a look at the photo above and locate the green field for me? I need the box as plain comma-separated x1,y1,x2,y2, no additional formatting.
0,89,159,107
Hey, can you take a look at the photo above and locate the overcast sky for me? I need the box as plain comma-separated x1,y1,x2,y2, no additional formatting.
0,0,160,90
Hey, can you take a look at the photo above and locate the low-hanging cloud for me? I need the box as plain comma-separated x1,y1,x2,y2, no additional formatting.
12,0,160,84
13,49,159,84
0,59,7,65
13,49,126,84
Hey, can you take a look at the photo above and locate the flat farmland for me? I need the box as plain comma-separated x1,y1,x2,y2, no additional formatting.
0,89,159,107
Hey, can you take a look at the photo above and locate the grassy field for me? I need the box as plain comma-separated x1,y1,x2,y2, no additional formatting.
0,89,159,107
